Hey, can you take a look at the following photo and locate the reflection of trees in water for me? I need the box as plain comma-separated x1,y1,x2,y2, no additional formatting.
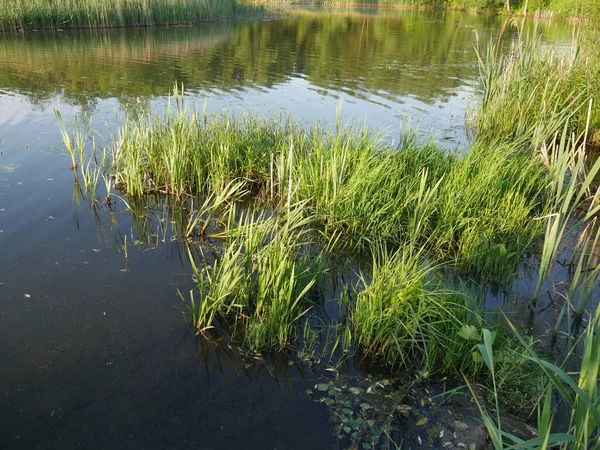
0,10,573,111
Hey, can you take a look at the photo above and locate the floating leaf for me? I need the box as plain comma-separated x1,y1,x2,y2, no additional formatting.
349,387,363,395
316,383,329,392
416,417,428,426
306,389,313,395
343,426,351,433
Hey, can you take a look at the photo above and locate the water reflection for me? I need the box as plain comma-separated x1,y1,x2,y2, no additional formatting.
0,10,573,110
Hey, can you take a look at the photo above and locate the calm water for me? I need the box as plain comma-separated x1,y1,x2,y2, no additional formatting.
0,9,576,449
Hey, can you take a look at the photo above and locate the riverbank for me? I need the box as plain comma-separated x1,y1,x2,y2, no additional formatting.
241,0,600,20
0,0,259,32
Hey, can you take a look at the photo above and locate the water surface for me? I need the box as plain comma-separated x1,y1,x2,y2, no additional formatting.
0,9,577,449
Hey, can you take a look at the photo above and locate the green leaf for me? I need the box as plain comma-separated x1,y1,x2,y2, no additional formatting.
458,324,481,341
416,417,428,426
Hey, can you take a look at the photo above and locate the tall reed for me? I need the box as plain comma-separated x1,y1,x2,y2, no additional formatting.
0,0,253,31
471,303,600,449
473,25,600,151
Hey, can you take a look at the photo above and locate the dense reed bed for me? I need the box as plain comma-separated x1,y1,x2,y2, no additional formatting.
0,0,253,31
468,25,600,450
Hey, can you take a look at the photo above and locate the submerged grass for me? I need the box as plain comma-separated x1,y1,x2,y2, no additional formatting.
0,0,254,31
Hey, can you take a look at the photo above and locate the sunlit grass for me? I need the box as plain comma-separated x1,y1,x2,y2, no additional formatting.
472,27,599,152
183,201,325,351
104,91,548,284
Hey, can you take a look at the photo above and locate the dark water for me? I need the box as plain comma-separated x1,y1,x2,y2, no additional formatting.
0,9,578,449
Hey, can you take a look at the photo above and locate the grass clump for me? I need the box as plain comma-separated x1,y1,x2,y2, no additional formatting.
352,245,484,376
0,0,254,31
184,202,325,351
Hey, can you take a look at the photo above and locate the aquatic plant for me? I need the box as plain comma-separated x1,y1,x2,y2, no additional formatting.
533,113,600,303
101,91,550,284
471,303,600,449
183,201,325,351
473,28,599,152
240,0,600,19
352,244,484,376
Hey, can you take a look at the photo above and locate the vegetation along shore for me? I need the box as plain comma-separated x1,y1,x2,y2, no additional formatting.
0,0,258,31
241,0,600,20
2,0,598,31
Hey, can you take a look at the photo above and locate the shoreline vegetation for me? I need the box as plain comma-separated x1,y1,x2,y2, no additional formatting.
0,0,259,32
243,0,600,21
1,0,598,31
56,17,599,450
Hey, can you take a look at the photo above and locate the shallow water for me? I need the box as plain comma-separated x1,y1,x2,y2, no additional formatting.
0,9,582,449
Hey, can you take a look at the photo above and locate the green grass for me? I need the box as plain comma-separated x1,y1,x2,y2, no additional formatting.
104,92,548,284
471,303,600,449
352,244,484,376
473,27,600,152
183,201,325,351
0,0,255,31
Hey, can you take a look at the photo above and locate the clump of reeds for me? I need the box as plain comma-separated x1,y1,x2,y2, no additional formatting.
471,301,600,450
352,244,484,376
183,201,325,351
0,0,253,32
